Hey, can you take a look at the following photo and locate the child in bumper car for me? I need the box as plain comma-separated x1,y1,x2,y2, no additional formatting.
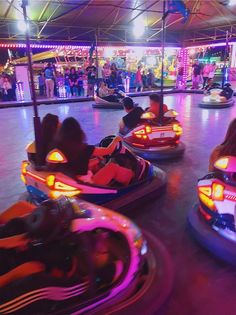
209,119,236,172
50,117,134,186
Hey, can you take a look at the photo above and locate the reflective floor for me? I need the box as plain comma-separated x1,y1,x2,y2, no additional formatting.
1,93,236,315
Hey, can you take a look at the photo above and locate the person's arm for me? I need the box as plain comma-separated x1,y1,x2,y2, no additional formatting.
93,136,122,157
119,119,125,130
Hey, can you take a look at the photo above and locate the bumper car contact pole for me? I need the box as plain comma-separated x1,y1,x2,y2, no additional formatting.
159,0,167,124
21,0,43,166
222,30,229,88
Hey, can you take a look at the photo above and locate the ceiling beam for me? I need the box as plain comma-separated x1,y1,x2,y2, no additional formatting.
128,0,160,24
38,1,50,21
4,0,15,19
38,3,62,37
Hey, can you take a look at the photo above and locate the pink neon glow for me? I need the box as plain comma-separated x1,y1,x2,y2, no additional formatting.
71,199,142,315
187,42,236,49
0,283,89,313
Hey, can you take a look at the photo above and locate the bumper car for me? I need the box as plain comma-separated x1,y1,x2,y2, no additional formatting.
122,110,185,160
188,156,236,265
0,197,173,315
92,95,124,109
21,136,166,210
199,85,234,108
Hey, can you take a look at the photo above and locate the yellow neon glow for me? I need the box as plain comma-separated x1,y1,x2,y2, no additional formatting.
54,181,78,191
199,192,215,210
145,126,152,133
47,150,67,163
49,190,81,199
198,186,212,197
46,175,55,188
21,174,26,184
212,183,224,201
134,129,145,135
172,110,178,116
141,112,156,119
21,161,29,176
215,157,229,170
172,124,183,136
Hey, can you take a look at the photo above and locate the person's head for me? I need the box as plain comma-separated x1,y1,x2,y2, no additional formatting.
138,65,141,70
70,67,75,74
220,119,236,156
123,97,134,112
149,94,161,109
42,113,59,138
100,81,105,88
207,78,213,86
41,113,59,159
58,117,86,144
47,62,51,68
65,68,70,74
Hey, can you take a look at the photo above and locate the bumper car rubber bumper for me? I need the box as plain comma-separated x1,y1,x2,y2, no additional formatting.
21,165,167,211
102,165,167,210
199,99,234,109
187,204,236,266
124,141,185,161
56,230,174,315
92,102,124,109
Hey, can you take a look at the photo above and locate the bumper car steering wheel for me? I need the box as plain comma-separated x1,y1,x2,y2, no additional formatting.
99,135,123,158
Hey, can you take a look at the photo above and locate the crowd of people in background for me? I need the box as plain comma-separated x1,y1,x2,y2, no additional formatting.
0,74,16,101
37,60,159,99
0,58,228,102
191,60,217,90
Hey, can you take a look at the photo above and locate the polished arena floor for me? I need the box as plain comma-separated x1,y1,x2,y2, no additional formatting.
1,93,236,315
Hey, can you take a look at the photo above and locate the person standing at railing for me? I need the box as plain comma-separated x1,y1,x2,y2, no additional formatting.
44,63,55,98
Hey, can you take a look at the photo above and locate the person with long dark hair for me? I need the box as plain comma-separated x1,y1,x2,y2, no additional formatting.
53,117,134,186
27,113,59,164
209,119,236,171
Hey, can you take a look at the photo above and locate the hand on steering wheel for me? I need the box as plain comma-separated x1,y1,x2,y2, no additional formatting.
99,135,123,157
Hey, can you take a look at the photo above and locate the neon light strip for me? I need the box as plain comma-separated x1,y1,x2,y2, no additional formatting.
186,42,236,49
225,194,236,201
0,43,180,50
26,171,46,183
152,126,173,131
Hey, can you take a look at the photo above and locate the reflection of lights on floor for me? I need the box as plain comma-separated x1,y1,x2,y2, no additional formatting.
214,111,219,121
21,108,27,120
59,105,69,116
201,109,209,124
93,111,100,126
184,95,192,115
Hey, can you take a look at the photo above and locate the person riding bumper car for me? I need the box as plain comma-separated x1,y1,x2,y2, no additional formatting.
188,156,236,265
21,135,166,210
122,110,185,160
0,197,173,315
92,82,126,109
199,83,234,108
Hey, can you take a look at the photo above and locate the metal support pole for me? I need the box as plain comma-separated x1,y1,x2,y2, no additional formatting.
21,0,42,165
159,0,167,123
222,30,229,88
95,29,99,81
